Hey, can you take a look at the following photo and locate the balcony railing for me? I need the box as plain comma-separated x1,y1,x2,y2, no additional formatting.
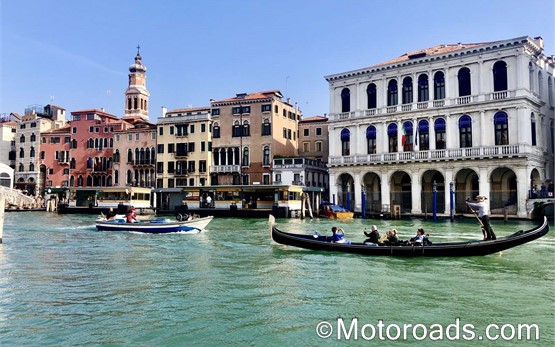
130,159,156,166
210,165,240,173
328,90,518,121
329,144,540,166
174,151,188,159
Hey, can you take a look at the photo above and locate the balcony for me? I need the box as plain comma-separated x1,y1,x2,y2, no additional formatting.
130,159,156,167
210,165,240,173
329,144,541,166
174,170,188,177
328,90,518,121
174,151,188,159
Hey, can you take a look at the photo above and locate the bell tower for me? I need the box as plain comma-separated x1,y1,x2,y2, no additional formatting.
124,45,150,120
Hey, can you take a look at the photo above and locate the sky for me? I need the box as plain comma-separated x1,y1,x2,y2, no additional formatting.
1,0,554,122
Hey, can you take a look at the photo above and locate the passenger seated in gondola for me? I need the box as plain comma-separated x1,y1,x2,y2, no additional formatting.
363,225,380,245
383,229,400,246
331,227,351,244
409,228,431,245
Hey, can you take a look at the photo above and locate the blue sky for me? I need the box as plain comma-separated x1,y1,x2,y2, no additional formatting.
1,0,554,121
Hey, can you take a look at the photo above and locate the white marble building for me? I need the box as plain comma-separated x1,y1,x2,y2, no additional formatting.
325,36,554,218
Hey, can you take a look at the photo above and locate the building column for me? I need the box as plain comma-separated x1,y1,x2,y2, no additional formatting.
354,171,362,212
329,127,336,157
516,166,529,218
444,168,454,214
397,119,402,152
381,121,388,153
411,170,422,214
329,171,337,204
428,116,436,150
478,166,490,198
381,172,390,207
479,110,486,147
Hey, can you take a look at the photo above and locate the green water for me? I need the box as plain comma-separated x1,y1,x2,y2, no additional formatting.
0,213,553,346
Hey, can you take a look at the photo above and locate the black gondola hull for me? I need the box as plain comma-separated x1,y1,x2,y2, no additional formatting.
270,217,549,257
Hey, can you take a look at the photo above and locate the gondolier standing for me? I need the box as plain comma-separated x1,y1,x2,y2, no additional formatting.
466,195,496,241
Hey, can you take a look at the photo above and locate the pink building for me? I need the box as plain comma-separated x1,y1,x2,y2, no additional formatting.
40,124,71,192
68,109,131,187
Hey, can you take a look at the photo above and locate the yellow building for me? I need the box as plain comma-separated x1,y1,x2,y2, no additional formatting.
156,106,212,189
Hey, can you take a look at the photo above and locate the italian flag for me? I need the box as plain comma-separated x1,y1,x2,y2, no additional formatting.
401,124,407,146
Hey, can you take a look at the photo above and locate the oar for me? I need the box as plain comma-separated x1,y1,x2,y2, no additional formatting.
466,202,487,240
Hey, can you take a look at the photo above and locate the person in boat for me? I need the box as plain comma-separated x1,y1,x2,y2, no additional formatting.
383,229,400,246
126,206,138,223
411,228,425,244
363,225,380,245
466,195,496,240
331,227,350,244
106,208,116,220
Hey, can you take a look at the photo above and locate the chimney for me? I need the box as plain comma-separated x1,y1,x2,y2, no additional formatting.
533,36,544,49
161,106,167,118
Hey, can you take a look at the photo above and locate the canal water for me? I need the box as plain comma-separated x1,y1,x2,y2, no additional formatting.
0,213,553,346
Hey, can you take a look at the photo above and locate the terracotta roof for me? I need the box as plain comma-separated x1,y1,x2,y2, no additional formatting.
300,115,328,123
166,106,211,114
71,108,119,119
10,112,22,120
366,42,489,69
213,90,283,103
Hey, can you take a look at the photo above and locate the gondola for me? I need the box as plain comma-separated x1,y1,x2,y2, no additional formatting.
269,216,549,257
96,215,214,234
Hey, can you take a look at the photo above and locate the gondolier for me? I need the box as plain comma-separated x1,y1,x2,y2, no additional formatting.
466,195,497,241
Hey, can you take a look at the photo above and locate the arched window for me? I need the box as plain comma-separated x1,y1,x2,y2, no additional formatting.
128,98,132,110
494,112,509,145
94,138,99,149
263,146,270,166
30,133,36,142
114,149,120,163
109,138,113,148
434,71,445,100
30,147,35,157
213,148,220,165
387,123,398,153
20,134,25,143
213,122,220,138
70,157,76,169
418,74,429,102
151,147,156,162
402,77,413,104
341,88,350,113
367,83,377,109
103,138,108,148
218,148,225,165
529,113,538,148
548,76,554,106
134,98,138,110
127,148,133,163
242,147,249,166
19,148,24,158
86,175,93,186
135,148,140,164
493,61,508,91
71,139,77,149
387,80,398,106
87,157,93,169
232,120,241,137
402,121,413,152
18,163,24,172
145,148,150,165
458,67,471,96
459,115,472,148
435,118,446,149
232,147,238,165
340,128,350,156
417,120,429,150
107,176,112,187
77,175,83,186
366,125,376,154
242,120,250,137
114,170,119,185
70,176,75,187
29,163,34,172
127,170,132,185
